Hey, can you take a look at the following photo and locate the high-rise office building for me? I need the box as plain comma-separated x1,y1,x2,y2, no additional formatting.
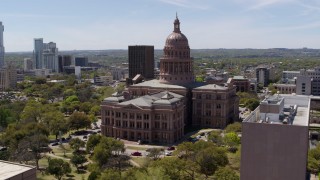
256,67,270,87
0,22,5,68
128,45,154,79
33,39,59,72
58,55,72,73
33,38,43,69
43,42,58,72
0,63,17,91
74,57,88,67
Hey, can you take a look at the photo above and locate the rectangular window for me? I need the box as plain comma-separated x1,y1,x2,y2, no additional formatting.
162,114,167,120
206,94,211,99
129,113,134,119
130,121,135,128
122,113,128,119
155,122,160,129
123,121,128,127
144,114,149,120
144,122,149,129
137,114,142,120
162,122,167,129
155,114,161,120
137,122,142,129
205,110,211,116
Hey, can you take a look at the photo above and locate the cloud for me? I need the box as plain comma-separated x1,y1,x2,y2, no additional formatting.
233,0,297,10
157,0,210,10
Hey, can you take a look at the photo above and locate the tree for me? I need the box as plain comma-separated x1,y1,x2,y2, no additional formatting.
244,98,260,111
47,158,71,180
99,169,121,180
225,122,242,133
86,134,102,153
63,88,76,99
43,110,67,139
213,167,239,180
308,145,320,176
21,100,43,123
147,148,164,160
93,143,112,169
0,108,12,128
224,132,241,148
69,138,85,152
195,147,229,177
79,102,92,114
8,122,49,169
71,153,87,172
92,137,125,169
208,131,224,146
34,77,46,84
68,111,91,131
90,105,101,116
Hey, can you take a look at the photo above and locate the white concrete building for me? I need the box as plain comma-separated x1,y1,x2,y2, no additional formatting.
23,58,33,71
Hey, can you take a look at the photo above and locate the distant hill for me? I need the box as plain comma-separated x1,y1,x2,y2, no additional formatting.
6,48,320,61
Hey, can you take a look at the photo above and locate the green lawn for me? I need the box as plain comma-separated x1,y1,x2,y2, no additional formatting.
131,157,149,167
37,156,91,180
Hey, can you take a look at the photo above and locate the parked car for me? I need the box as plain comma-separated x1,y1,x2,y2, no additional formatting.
131,151,142,156
51,142,59,146
165,151,172,156
200,132,205,136
83,135,88,139
167,146,175,151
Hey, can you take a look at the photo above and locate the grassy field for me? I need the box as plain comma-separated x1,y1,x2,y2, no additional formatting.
37,156,91,180
37,144,91,180
131,157,150,167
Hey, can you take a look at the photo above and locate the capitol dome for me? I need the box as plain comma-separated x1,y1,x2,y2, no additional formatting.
165,16,189,48
159,14,194,85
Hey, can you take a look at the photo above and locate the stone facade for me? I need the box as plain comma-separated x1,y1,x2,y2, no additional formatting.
101,91,184,144
192,83,239,128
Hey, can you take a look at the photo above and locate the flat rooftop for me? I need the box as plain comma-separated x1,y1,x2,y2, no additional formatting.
244,94,311,126
0,160,35,179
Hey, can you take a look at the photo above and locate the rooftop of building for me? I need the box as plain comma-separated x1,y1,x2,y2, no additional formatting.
244,94,312,126
103,91,184,107
233,76,247,80
260,95,284,105
193,83,230,91
130,79,187,89
283,71,300,73
0,160,35,179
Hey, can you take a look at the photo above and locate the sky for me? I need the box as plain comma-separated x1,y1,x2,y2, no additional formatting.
1,0,320,52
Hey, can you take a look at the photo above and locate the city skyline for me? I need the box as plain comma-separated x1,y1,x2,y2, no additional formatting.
1,0,320,52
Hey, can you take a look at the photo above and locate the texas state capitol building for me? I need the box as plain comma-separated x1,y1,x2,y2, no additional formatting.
101,16,239,144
